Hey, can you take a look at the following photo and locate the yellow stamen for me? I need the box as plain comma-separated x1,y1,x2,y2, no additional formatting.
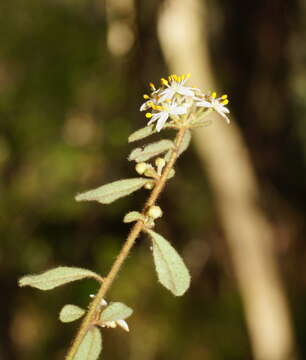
161,78,168,86
221,94,228,100
143,94,150,100
147,101,154,107
149,82,155,90
145,113,152,118
186,73,191,79
222,99,229,105
211,92,217,99
154,105,163,111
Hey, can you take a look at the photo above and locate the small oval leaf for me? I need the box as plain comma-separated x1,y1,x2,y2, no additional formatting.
59,304,85,323
128,140,174,162
147,229,191,296
18,267,101,290
123,211,145,223
75,178,148,204
128,125,155,142
100,302,133,323
74,326,102,360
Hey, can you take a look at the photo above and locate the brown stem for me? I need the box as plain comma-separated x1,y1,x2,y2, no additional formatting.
65,126,186,360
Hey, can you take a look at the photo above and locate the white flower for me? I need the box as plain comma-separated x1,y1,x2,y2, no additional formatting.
158,73,196,102
196,92,230,123
146,102,189,132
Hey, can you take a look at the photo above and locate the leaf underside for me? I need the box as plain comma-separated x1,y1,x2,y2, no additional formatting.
100,302,133,322
128,139,174,162
123,211,145,223
147,229,191,296
18,266,100,291
59,304,85,323
75,178,148,204
128,125,155,142
74,326,102,360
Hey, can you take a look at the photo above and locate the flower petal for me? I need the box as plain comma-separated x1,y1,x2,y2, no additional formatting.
116,319,129,332
196,100,213,108
159,88,175,102
177,87,195,97
140,102,149,111
156,112,169,132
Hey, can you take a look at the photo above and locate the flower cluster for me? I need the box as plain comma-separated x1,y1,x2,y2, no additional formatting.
140,73,230,131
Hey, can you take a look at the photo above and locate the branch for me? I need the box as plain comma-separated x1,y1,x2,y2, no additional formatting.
65,127,186,360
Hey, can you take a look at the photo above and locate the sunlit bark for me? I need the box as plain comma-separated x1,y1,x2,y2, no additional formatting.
157,1,297,359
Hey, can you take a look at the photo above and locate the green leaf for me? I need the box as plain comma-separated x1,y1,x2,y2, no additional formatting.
128,125,155,142
147,229,190,296
123,211,145,223
128,140,174,162
59,304,85,323
100,302,133,322
167,169,175,180
19,267,101,290
165,129,191,162
75,178,148,204
74,326,102,360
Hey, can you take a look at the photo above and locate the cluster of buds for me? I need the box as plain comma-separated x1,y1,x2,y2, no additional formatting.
135,157,166,177
140,73,230,131
135,157,173,192
143,205,163,229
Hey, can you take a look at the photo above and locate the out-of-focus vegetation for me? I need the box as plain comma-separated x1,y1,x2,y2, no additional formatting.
1,1,306,359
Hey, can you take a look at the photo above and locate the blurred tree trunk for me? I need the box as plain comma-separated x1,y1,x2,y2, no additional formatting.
157,1,297,359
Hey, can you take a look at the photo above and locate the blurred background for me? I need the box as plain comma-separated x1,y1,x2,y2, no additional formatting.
1,0,306,359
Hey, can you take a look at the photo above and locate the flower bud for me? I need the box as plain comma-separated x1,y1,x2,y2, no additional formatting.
144,167,157,178
144,181,154,190
155,157,166,168
147,205,163,219
135,162,147,175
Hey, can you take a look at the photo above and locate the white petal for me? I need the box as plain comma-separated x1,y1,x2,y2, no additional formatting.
156,112,169,132
140,102,149,111
147,112,161,125
220,112,230,124
196,100,213,108
222,107,230,114
215,103,230,114
177,87,195,97
159,88,175,102
116,319,129,332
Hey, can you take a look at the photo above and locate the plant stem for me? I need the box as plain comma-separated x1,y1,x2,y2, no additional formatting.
65,127,186,360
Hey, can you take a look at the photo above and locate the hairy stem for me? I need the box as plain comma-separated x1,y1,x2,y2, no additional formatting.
65,126,186,360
